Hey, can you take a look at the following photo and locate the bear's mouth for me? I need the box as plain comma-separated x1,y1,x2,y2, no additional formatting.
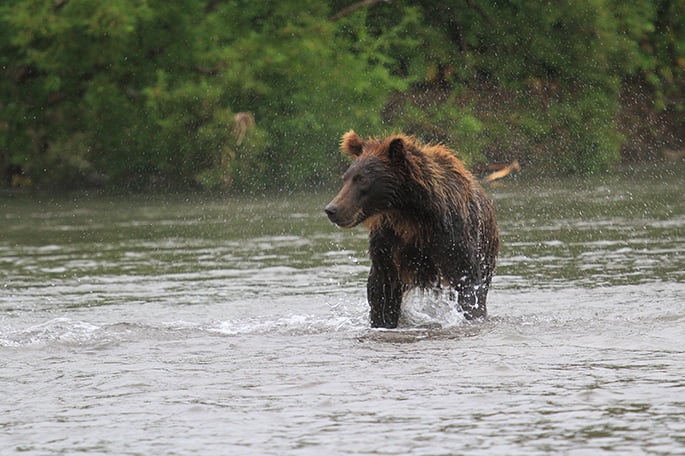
331,215,363,229
334,219,361,229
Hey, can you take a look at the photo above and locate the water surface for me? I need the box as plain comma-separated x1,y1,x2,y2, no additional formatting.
1,165,684,455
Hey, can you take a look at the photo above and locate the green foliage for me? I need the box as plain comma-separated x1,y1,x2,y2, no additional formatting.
362,0,683,174
1,0,684,190
383,92,485,166
640,0,685,115
0,0,407,190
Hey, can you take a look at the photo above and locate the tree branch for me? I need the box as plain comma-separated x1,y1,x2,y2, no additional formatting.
329,0,391,22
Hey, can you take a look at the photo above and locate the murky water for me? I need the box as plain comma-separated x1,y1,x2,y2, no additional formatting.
2,165,684,455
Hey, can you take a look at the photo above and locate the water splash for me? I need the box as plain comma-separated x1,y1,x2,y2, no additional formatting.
0,318,102,347
0,311,368,348
400,288,468,329
0,294,472,348
209,313,364,336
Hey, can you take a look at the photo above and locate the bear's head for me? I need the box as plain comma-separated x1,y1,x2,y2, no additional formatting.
325,130,409,228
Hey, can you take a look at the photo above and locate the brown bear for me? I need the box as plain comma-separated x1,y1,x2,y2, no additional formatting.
325,131,499,328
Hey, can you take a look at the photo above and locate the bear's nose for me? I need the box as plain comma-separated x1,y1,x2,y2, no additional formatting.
324,204,338,220
324,204,338,224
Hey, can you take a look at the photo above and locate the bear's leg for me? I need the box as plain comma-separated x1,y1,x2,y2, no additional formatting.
367,263,403,328
457,281,488,320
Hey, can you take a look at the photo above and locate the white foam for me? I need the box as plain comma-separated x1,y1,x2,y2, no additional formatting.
0,317,102,347
400,289,468,329
210,313,364,336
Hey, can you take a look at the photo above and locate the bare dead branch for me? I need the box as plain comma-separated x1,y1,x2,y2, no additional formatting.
330,0,391,22
482,160,521,184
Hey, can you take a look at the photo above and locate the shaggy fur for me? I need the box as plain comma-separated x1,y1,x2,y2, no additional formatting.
325,130,499,328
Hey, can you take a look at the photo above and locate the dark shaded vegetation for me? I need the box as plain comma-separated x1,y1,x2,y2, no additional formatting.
1,0,683,191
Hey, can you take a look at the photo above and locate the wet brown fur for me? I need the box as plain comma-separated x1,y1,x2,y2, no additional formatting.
326,130,499,328
344,131,474,244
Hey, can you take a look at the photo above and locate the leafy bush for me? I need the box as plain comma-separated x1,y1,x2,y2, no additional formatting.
0,0,408,190
1,0,683,190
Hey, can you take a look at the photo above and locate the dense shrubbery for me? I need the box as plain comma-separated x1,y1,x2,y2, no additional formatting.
1,0,683,190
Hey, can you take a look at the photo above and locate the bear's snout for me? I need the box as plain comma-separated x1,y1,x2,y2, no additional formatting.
324,203,338,223
325,202,357,228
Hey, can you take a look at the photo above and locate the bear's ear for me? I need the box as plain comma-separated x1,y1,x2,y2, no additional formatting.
387,137,406,163
341,130,364,158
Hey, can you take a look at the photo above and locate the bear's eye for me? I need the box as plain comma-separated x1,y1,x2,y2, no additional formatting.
354,175,368,185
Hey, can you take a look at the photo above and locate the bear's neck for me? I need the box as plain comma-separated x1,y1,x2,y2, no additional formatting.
363,176,470,244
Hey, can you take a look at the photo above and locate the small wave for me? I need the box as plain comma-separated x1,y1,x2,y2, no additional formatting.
0,312,368,348
209,313,366,336
0,293,478,348
0,317,102,347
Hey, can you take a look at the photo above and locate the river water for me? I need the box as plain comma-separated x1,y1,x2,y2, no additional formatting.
1,165,684,455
